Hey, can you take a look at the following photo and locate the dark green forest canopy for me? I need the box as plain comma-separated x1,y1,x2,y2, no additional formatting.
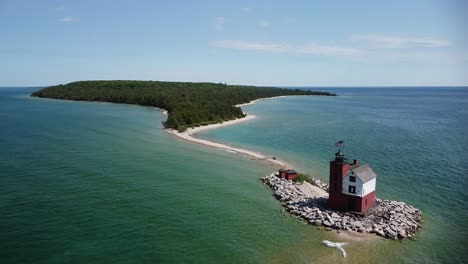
32,80,335,131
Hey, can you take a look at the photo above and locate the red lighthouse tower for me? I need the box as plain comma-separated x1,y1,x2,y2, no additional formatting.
328,148,377,213
328,150,349,210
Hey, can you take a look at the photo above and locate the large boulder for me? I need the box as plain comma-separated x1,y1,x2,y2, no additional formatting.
398,229,407,239
352,221,363,229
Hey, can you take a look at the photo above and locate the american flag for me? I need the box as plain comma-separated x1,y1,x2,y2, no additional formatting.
334,140,344,147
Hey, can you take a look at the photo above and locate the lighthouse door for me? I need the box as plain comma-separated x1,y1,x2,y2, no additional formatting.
347,199,356,212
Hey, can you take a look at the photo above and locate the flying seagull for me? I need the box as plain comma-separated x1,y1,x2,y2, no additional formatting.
322,240,347,257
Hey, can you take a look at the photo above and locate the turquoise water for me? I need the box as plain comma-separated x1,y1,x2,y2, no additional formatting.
1,87,467,263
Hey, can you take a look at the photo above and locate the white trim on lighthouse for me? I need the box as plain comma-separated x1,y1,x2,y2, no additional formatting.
362,178,376,196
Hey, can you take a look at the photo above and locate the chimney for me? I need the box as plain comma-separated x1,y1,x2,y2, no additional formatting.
353,159,359,165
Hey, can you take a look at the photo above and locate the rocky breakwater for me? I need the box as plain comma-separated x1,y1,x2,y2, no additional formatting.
260,173,422,240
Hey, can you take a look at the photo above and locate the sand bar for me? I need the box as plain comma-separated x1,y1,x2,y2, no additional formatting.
165,97,292,167
235,95,289,107
166,115,288,167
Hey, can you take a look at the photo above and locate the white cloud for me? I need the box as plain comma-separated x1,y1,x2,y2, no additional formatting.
212,40,287,53
212,40,361,56
298,44,360,56
258,20,270,28
58,17,80,23
215,16,225,30
351,35,450,48
241,7,252,12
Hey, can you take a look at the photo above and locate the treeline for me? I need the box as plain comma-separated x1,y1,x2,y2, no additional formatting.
32,80,335,131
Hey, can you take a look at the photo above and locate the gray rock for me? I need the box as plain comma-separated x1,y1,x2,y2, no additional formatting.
398,229,407,239
342,219,347,227
260,173,422,240
385,228,397,239
352,221,363,228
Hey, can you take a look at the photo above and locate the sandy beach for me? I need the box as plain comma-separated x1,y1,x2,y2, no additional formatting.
166,115,288,167
165,97,292,167
235,95,289,107
296,181,328,198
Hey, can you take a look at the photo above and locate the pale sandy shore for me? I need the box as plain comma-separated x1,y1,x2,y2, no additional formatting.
166,115,289,167
165,97,294,167
235,95,289,107
297,181,328,198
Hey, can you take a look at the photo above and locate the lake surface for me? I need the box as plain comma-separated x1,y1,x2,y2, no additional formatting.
1,87,467,263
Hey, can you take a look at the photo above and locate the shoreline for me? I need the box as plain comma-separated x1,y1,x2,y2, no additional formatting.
165,115,289,167
165,97,292,168
261,173,423,240
235,95,290,107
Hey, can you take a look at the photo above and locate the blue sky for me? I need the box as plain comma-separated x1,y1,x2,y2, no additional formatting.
1,0,467,86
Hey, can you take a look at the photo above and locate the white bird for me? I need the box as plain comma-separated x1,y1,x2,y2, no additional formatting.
322,240,347,257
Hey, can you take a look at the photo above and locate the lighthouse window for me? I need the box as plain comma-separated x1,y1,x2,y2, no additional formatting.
348,185,356,194
350,176,356,182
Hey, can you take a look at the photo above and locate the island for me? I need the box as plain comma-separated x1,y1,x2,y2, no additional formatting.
260,151,423,241
31,80,334,132
31,80,422,243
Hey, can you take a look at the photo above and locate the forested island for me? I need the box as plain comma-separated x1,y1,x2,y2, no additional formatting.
32,81,334,131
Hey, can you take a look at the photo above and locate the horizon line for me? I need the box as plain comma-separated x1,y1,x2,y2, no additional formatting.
1,83,468,89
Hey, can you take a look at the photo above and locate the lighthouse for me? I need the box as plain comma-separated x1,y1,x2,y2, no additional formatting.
328,150,377,213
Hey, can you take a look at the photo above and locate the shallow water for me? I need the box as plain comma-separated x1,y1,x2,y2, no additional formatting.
200,87,468,263
1,87,467,263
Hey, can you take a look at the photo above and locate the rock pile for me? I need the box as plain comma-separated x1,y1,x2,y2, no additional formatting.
260,173,422,240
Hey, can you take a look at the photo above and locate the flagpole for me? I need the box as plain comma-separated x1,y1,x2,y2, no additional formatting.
334,139,345,154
